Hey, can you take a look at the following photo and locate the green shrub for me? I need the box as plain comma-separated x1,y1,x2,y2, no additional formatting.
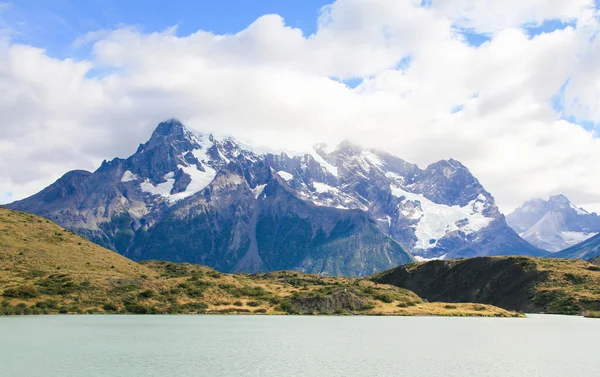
182,302,208,312
374,293,394,303
232,286,271,299
125,304,157,314
218,308,250,313
278,301,296,314
186,288,205,298
246,301,261,307
35,275,78,295
564,273,589,284
233,301,243,307
111,284,141,294
138,290,155,299
444,304,458,309
103,303,119,312
162,263,190,277
268,296,282,305
2,285,40,298
207,271,221,279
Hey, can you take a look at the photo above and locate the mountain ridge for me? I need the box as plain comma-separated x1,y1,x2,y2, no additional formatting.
507,195,600,252
6,119,545,274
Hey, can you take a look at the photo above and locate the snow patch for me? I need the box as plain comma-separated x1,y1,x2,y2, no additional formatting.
361,151,384,169
277,171,294,181
140,173,175,198
414,254,447,262
121,170,139,182
570,202,589,215
561,231,597,245
377,215,392,227
168,164,216,203
311,151,339,177
313,182,336,193
390,185,493,249
252,184,267,199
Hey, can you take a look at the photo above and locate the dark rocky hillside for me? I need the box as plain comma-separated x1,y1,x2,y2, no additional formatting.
372,256,600,315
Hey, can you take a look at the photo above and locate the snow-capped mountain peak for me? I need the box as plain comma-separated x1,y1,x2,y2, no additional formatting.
507,195,600,252
7,119,546,276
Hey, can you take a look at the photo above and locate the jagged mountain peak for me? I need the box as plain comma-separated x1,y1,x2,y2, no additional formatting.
7,118,547,275
152,118,186,137
426,158,467,172
548,194,571,207
507,194,600,252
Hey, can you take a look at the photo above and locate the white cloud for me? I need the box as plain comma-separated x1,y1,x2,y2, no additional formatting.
0,0,600,215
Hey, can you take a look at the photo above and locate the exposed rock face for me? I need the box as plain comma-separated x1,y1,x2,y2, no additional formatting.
6,119,544,275
589,256,600,265
507,195,600,252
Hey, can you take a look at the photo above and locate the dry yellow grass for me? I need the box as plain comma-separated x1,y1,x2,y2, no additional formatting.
0,208,521,317
0,208,155,284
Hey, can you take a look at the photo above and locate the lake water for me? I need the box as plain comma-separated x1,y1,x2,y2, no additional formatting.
0,314,598,376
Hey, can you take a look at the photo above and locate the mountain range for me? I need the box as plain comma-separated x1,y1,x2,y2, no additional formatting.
5,119,546,275
507,195,600,252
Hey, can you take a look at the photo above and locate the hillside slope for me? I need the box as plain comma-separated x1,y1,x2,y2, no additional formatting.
589,256,600,265
554,233,600,260
0,208,517,317
0,207,154,283
372,256,600,315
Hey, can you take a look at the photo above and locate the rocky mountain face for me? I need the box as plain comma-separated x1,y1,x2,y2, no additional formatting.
6,119,544,275
507,195,600,252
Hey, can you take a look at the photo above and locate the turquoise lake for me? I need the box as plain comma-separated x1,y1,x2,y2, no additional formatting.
0,314,598,376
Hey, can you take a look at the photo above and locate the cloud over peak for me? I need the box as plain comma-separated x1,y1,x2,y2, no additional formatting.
0,0,599,213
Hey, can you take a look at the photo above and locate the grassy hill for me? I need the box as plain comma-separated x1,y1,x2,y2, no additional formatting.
0,208,519,317
372,256,600,315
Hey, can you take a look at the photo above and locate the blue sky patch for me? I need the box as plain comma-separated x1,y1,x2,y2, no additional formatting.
457,29,492,47
524,19,576,38
0,0,332,59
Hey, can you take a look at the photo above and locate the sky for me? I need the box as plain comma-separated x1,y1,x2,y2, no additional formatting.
0,0,600,214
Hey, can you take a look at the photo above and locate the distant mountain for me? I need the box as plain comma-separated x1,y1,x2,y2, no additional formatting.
507,195,600,252
554,233,600,260
6,119,544,275
372,256,600,315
